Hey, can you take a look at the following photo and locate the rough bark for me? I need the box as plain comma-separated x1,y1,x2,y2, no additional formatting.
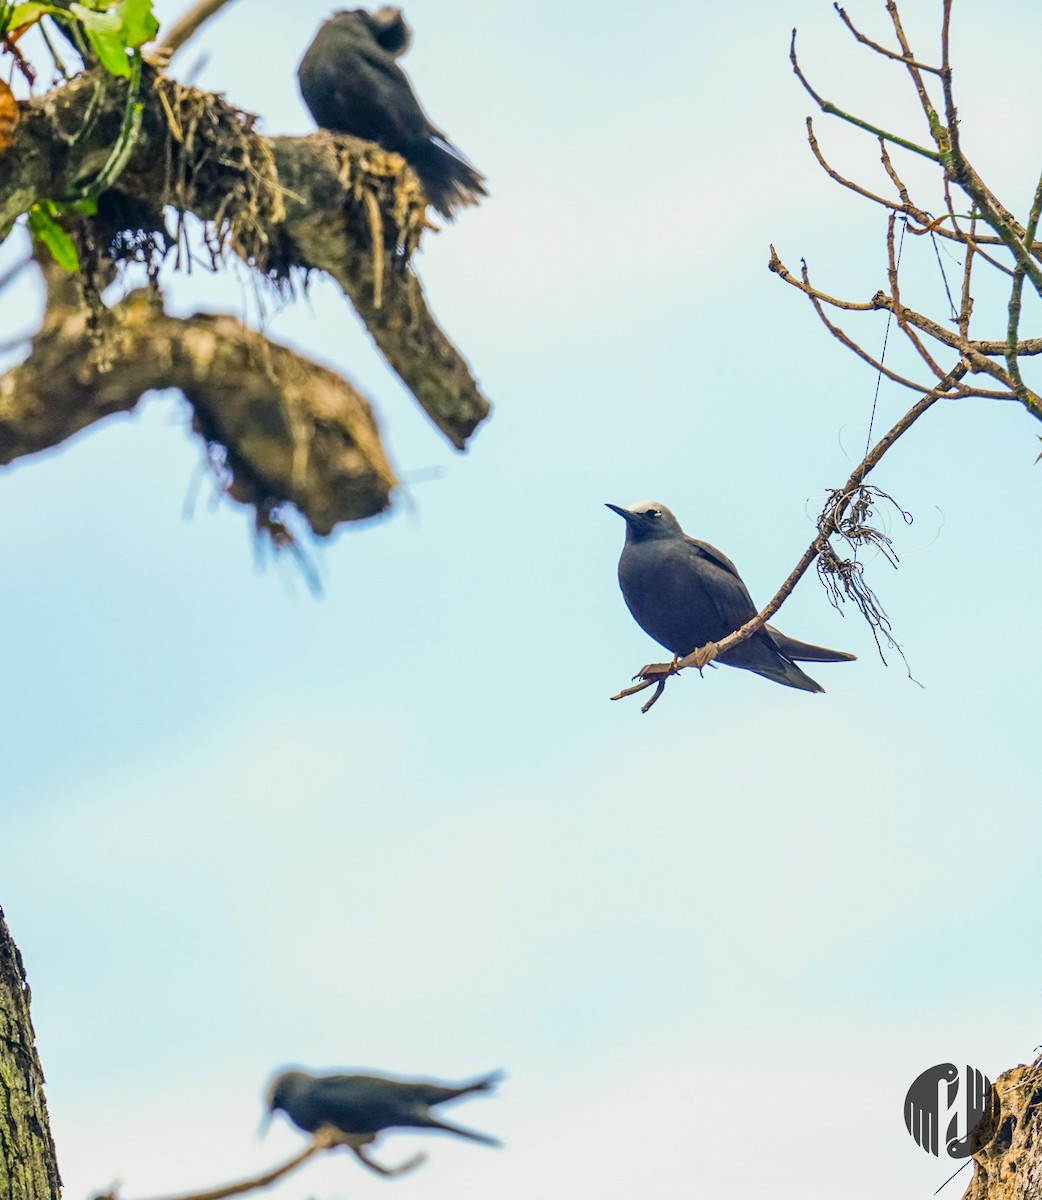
1,263,396,535
0,64,490,526
270,133,491,449
963,1057,1042,1200
0,906,61,1200
34,68,490,448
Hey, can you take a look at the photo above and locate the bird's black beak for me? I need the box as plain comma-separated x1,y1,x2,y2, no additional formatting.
257,1108,274,1140
605,503,637,523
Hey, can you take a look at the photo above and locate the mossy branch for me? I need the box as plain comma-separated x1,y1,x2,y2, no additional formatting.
0,67,490,453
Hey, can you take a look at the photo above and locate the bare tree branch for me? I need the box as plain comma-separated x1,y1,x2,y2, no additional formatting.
833,3,942,74
93,1133,330,1200
0,263,397,536
92,1128,430,1200
152,0,242,64
885,0,944,133
1005,169,1042,409
789,29,940,162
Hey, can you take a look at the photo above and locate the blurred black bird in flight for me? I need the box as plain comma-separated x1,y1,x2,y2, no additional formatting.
298,7,487,219
265,1067,502,1175
607,501,855,693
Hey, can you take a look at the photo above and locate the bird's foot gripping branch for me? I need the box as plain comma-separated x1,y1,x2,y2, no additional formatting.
611,644,721,714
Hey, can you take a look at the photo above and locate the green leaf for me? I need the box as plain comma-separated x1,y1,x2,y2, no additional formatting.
68,4,121,32
118,0,156,47
64,197,99,216
70,1,130,74
27,204,80,272
9,1,59,27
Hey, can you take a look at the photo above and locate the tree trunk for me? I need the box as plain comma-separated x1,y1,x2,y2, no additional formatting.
0,906,61,1200
964,1057,1042,1200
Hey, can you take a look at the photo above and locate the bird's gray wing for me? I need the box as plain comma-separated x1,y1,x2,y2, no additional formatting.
300,26,432,146
346,40,437,144
317,1075,460,1130
684,537,759,635
305,1075,398,1130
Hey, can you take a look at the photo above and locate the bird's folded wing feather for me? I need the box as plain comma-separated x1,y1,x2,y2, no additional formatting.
351,42,435,144
685,537,760,637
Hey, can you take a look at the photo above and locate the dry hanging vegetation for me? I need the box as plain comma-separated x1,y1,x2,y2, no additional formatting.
613,0,1042,714
0,0,491,547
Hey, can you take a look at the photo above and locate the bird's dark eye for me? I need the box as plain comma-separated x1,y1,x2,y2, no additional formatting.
648,509,661,518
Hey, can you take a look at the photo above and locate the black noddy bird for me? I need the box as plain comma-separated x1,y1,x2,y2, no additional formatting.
297,7,487,219
607,501,855,693
264,1068,502,1175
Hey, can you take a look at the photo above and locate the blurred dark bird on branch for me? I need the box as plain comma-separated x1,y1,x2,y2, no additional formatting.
264,1067,502,1175
607,501,855,693
297,7,487,219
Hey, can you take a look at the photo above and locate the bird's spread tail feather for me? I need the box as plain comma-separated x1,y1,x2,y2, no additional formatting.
411,138,488,219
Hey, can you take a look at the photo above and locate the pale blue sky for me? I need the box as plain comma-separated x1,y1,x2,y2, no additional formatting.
2,1,1040,1197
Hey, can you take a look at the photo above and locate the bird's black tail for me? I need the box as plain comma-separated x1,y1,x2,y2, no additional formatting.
419,1070,504,1107
410,137,488,219
749,660,826,693
423,1116,502,1146
765,625,857,664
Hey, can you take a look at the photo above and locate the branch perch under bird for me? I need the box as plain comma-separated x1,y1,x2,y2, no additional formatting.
90,1130,355,1200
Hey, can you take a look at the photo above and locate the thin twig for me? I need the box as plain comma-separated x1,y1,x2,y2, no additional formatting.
942,178,1014,275
885,0,943,139
885,212,945,379
878,140,914,209
957,207,976,342
833,3,942,73
806,121,899,212
152,0,241,62
97,1139,326,1200
769,250,934,392
789,29,941,162
1006,167,1042,412
770,247,1042,372
805,120,949,236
